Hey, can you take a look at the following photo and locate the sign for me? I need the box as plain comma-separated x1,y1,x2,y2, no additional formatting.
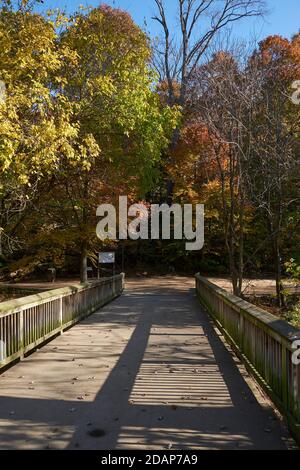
99,252,115,264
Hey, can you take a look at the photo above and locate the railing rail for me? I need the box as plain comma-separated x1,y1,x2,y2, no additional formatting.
0,274,124,369
195,273,300,444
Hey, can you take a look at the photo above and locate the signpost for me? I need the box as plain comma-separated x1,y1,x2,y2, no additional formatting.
98,252,116,278
99,252,115,264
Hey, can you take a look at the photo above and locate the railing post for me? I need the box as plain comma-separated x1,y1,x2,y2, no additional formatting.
281,346,288,407
292,363,299,417
59,296,63,334
239,311,244,353
0,339,5,362
19,310,24,360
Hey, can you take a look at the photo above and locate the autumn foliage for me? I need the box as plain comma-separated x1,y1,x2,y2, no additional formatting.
0,1,299,305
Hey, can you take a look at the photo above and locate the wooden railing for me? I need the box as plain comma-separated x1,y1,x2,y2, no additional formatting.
0,274,124,369
196,274,300,444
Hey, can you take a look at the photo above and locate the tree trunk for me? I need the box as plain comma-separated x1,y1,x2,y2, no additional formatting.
80,241,88,284
80,176,89,284
228,245,239,296
273,236,285,308
237,174,245,297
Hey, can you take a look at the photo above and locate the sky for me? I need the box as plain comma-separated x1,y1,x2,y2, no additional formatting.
35,0,299,43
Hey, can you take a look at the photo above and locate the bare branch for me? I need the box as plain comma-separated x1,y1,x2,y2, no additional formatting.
152,0,267,104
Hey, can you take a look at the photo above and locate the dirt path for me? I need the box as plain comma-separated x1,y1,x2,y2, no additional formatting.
0,278,292,450
207,277,300,296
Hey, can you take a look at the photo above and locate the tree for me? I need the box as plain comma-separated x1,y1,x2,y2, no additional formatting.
170,36,300,300
246,35,300,306
152,0,266,106
35,5,179,282
0,4,83,260
152,0,266,203
181,49,257,295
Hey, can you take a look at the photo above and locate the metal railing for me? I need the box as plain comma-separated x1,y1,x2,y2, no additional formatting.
0,274,124,369
196,274,300,444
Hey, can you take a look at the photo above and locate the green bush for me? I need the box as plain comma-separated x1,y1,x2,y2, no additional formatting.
285,259,300,280
285,300,300,329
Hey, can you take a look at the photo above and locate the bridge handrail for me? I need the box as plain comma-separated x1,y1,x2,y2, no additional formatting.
0,277,122,318
0,274,124,369
195,273,300,444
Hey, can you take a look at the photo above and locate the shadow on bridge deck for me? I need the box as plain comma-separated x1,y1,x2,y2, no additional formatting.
0,277,292,450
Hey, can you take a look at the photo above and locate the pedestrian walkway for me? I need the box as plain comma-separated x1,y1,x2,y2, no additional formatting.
0,278,290,449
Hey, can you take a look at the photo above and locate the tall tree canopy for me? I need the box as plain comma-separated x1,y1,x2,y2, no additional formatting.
0,3,179,280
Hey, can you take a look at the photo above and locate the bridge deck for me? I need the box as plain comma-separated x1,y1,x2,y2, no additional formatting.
0,278,291,449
